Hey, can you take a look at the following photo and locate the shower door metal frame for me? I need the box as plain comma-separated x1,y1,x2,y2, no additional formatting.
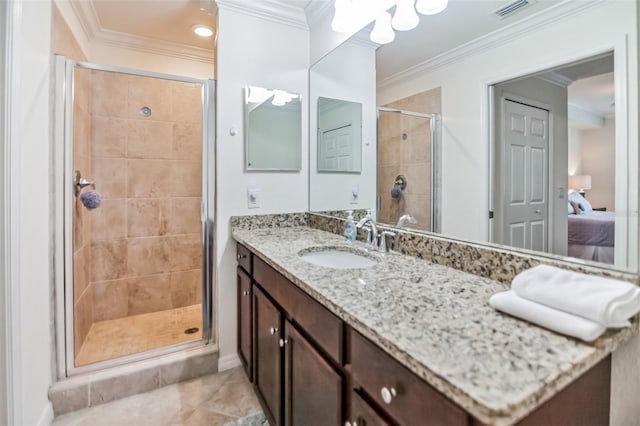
376,108,441,232
53,56,216,377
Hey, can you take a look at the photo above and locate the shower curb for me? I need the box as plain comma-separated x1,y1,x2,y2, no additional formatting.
48,345,219,416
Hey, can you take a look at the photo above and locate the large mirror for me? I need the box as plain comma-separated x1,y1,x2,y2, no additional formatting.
317,97,363,173
309,0,638,272
244,85,302,171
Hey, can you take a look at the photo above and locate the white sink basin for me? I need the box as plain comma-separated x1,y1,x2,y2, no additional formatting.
298,247,378,269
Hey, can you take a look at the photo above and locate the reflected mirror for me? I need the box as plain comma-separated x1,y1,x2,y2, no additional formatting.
317,97,362,173
244,85,302,171
309,1,638,272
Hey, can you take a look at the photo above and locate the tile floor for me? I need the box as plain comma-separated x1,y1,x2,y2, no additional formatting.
76,304,203,366
52,367,263,426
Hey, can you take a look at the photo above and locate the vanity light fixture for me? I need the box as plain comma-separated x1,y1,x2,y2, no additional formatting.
192,24,214,38
331,0,449,45
246,86,299,107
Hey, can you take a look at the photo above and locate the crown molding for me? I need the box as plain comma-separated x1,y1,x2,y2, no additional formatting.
537,71,574,88
378,0,606,90
348,26,378,50
216,0,309,30
94,30,214,64
305,0,334,29
68,0,100,41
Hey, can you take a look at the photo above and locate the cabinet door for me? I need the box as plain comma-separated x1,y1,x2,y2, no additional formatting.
284,320,343,426
237,267,252,381
254,286,283,426
350,390,393,426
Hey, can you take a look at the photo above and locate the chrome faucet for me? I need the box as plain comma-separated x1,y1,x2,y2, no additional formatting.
356,217,378,250
396,213,417,228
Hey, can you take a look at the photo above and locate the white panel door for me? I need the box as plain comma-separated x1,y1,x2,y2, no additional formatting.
502,100,549,251
320,124,354,171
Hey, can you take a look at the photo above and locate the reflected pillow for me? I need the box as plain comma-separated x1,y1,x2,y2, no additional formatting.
568,191,593,212
568,202,574,214
570,201,583,215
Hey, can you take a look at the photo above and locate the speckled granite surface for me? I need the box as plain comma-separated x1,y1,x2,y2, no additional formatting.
232,225,638,426
308,212,640,284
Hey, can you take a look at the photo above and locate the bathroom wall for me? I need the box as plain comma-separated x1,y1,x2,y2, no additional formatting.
378,88,441,231
5,0,55,424
216,5,310,367
90,71,203,322
52,5,95,356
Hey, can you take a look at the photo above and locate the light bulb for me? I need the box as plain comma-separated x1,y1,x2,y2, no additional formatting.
331,0,352,33
416,0,448,15
370,11,395,45
192,25,214,38
392,0,419,31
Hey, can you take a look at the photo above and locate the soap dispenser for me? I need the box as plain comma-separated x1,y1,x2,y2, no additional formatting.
344,210,357,241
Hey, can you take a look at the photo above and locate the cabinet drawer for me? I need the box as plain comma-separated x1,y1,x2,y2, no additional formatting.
351,330,468,426
236,243,252,274
254,256,343,364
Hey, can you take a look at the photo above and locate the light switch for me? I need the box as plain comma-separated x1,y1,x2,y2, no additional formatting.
248,188,260,209
350,184,359,204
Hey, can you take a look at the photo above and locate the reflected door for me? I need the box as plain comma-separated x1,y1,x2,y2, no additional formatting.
502,100,549,251
320,124,354,170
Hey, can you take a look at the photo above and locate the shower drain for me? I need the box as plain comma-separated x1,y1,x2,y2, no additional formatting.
184,327,199,334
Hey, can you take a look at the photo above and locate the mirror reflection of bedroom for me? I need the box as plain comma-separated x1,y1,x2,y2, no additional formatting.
566,54,615,265
492,52,619,266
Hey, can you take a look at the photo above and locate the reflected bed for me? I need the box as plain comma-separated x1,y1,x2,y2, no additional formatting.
568,211,615,264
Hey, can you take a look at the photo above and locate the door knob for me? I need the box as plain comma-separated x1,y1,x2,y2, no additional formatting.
534,209,541,214
269,327,278,335
279,338,288,347
242,290,249,296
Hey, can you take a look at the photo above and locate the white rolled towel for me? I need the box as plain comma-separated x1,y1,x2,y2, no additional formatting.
512,265,640,328
490,291,606,342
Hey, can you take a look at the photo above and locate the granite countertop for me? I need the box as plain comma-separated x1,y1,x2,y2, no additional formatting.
232,226,637,425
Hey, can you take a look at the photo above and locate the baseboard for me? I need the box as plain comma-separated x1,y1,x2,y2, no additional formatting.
218,353,241,371
37,402,54,426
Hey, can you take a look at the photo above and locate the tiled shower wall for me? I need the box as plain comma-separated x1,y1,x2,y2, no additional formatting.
52,6,95,355
89,71,203,322
378,87,442,232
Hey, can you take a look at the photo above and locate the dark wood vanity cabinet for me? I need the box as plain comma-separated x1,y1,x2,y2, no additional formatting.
236,243,612,426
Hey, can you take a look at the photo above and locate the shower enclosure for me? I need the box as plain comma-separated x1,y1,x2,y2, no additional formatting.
54,56,215,374
377,108,441,232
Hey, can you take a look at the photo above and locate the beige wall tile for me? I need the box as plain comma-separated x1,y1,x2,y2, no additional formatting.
168,234,202,271
403,194,431,232
169,160,202,197
92,71,128,119
403,162,431,196
91,199,127,241
93,157,128,199
170,269,202,308
127,159,173,198
127,198,167,237
172,122,202,160
73,248,89,305
74,285,94,356
93,279,129,321
127,119,173,159
171,81,202,124
126,237,169,277
92,239,128,282
168,197,201,235
74,108,92,159
93,116,127,158
127,75,173,122
128,273,173,315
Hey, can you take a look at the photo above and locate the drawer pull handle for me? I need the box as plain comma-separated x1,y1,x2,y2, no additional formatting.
381,386,397,404
242,290,249,296
237,254,247,260
279,338,288,347
270,327,278,335
345,422,357,426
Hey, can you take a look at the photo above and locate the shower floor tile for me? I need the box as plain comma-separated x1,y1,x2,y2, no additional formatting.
75,304,203,366
52,367,263,426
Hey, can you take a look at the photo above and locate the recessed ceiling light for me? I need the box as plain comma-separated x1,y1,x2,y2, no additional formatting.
192,25,214,38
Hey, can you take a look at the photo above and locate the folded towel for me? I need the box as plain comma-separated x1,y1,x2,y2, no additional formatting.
512,265,640,328
490,291,606,342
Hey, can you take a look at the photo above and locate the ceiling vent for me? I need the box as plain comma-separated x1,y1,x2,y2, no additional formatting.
492,0,536,18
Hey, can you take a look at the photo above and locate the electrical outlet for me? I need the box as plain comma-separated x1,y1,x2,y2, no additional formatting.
248,188,260,209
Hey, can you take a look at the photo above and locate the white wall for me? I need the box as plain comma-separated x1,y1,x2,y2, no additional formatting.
0,0,7,423
309,41,377,213
580,118,616,211
5,0,55,424
377,1,638,248
215,7,309,363
568,126,582,175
